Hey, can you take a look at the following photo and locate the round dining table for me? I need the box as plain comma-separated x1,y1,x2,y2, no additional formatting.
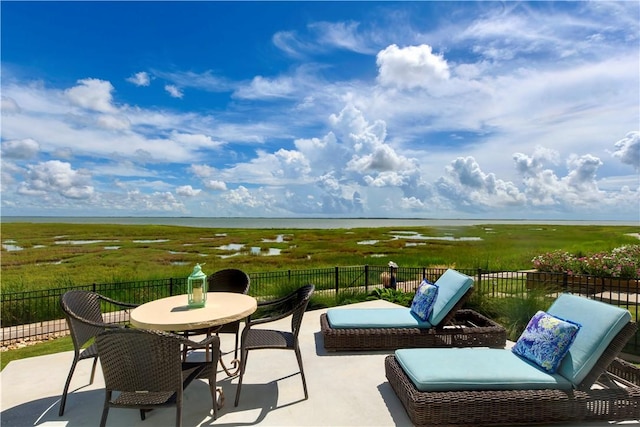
130,292,257,332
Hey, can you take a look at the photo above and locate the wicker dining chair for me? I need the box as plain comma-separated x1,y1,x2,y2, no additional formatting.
182,268,250,361
234,284,315,406
59,290,138,416
208,269,250,357
95,328,220,427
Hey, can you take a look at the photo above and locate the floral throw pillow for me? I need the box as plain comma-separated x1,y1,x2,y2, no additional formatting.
410,279,439,321
512,310,581,373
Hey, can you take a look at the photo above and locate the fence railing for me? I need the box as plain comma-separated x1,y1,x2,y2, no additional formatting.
2,266,639,355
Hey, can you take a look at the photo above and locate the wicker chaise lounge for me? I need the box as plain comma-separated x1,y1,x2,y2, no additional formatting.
321,269,506,351
385,293,640,426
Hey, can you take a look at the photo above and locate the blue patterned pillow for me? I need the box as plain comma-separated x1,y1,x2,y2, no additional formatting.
512,310,581,373
410,279,439,321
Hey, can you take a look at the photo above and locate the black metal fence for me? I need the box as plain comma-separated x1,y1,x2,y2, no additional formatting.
2,266,639,355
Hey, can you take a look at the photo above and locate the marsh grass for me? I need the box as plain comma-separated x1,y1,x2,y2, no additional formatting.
493,287,557,341
2,222,638,293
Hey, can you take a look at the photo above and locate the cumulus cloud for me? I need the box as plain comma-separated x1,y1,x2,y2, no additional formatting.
611,131,639,170
513,146,560,176
18,160,94,199
125,189,186,213
515,150,608,207
165,84,183,98
376,44,450,89
175,185,201,196
222,185,272,209
126,71,151,87
2,138,40,159
204,180,227,191
437,156,526,209
65,78,116,113
564,154,602,191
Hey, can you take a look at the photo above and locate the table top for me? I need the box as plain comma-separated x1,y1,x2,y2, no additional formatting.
130,292,257,332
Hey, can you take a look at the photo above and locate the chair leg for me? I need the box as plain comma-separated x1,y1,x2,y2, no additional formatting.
234,348,249,406
59,356,80,416
89,357,98,384
99,391,111,427
176,397,182,427
233,332,239,359
295,346,309,400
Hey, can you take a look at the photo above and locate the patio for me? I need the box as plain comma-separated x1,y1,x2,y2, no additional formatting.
2,300,639,426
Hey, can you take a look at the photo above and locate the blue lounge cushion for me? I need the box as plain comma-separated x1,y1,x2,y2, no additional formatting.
395,348,573,392
326,268,473,329
326,307,432,329
410,279,438,321
428,269,474,326
547,293,631,386
512,311,581,373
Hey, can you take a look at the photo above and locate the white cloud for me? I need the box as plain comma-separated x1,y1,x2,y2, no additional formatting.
1,96,21,114
234,75,295,99
611,131,640,170
2,138,40,159
438,156,526,209
170,131,223,149
165,85,183,98
18,160,94,199
96,114,131,130
175,185,201,196
126,71,151,87
564,154,603,191
204,180,227,191
222,185,268,208
64,78,116,113
376,44,450,89
309,21,375,54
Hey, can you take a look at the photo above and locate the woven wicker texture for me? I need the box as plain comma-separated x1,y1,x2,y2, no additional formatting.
95,328,220,427
321,294,507,351
234,284,315,407
58,290,138,416
385,321,640,426
183,268,250,360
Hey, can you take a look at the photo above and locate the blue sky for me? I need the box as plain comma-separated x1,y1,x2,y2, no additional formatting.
1,1,639,220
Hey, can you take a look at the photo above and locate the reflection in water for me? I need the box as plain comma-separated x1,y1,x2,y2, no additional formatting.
218,243,245,251
390,231,482,242
56,240,109,245
2,243,23,251
357,240,379,245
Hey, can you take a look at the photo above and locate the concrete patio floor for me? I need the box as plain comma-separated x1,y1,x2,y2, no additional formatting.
2,299,639,427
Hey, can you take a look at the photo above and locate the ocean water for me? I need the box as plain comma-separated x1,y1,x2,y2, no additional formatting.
1,216,636,229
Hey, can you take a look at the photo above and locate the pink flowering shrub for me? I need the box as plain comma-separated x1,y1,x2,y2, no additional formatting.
532,245,640,279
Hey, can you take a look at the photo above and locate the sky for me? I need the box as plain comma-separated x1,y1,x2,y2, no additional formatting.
1,1,639,221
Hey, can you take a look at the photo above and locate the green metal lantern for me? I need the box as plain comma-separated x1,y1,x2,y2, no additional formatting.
187,263,207,308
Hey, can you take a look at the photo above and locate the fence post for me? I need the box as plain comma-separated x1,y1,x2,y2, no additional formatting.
364,265,369,293
169,278,174,296
562,272,568,292
92,283,96,292
476,268,482,293
335,266,340,295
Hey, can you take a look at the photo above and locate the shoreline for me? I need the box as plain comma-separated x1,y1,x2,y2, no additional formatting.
2,216,638,229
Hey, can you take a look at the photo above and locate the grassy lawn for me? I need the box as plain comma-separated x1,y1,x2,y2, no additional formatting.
1,336,74,371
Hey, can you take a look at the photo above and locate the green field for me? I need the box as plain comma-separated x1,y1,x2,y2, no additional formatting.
2,222,638,293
